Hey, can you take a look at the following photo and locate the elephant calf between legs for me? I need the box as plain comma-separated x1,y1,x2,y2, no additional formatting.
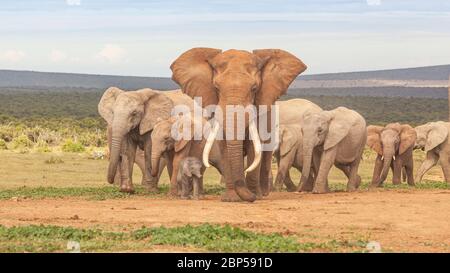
177,157,203,199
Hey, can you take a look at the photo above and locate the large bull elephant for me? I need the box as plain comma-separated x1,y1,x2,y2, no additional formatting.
170,48,307,202
98,87,193,193
300,107,367,193
366,123,416,187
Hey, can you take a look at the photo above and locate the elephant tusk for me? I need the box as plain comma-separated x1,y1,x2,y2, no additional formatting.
381,156,384,161
202,119,220,168
245,119,262,174
393,155,396,161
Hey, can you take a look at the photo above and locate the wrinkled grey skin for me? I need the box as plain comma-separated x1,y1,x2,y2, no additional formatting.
414,121,450,183
301,107,367,193
107,127,166,186
98,87,193,193
273,124,317,192
273,99,323,191
150,115,225,197
177,157,203,199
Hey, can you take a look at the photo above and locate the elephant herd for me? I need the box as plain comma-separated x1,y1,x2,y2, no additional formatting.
97,47,450,203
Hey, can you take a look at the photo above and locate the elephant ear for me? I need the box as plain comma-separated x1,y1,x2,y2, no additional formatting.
173,114,194,152
170,48,222,107
280,127,297,157
253,49,307,106
139,89,174,135
367,125,383,155
323,108,356,151
98,87,124,124
425,122,448,152
399,124,417,155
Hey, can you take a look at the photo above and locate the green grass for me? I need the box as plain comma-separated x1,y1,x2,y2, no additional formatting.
0,184,226,201
0,224,369,253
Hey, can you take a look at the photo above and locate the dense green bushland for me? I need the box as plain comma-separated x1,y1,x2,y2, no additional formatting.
0,88,447,151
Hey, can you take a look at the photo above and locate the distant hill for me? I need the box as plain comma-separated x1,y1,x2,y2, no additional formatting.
0,64,448,98
0,70,178,90
299,64,450,81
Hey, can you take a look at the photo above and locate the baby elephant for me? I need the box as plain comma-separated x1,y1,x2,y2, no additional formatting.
414,121,450,183
177,157,203,199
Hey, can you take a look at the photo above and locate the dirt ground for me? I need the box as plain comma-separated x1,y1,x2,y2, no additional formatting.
1,189,449,252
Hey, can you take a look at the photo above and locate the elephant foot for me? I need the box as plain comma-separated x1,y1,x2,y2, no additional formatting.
221,191,243,202
407,182,416,187
120,184,135,194
298,183,313,192
312,184,329,194
145,185,159,193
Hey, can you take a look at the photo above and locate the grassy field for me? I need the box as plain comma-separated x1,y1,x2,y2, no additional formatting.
0,149,448,252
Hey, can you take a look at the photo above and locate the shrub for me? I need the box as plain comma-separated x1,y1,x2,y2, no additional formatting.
12,134,33,149
44,157,64,164
61,139,85,153
0,139,7,150
36,140,51,153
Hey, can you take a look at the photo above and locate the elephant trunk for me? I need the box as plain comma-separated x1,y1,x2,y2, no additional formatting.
107,130,126,184
301,153,313,186
301,140,314,187
226,139,256,202
379,146,395,184
151,152,161,178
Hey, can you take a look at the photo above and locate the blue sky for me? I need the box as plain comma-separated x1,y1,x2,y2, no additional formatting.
0,0,449,76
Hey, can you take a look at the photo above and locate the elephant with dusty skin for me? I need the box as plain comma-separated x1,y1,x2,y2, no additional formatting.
106,127,166,186
98,87,194,193
367,123,416,188
414,121,450,183
272,99,323,191
171,48,307,202
300,107,367,193
150,113,226,197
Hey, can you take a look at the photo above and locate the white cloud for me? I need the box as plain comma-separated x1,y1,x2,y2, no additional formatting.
50,49,67,62
367,0,382,6
95,44,127,63
1,50,25,62
66,0,81,6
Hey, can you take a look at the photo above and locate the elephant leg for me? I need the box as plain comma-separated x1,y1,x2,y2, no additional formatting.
119,141,134,193
299,150,320,192
134,149,146,185
439,154,450,183
370,155,383,188
312,148,336,194
283,171,297,192
405,163,415,186
245,139,263,198
169,152,182,197
415,151,438,182
392,157,402,185
274,152,295,192
347,159,362,191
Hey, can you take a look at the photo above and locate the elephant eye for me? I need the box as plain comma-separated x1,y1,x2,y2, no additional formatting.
251,83,258,92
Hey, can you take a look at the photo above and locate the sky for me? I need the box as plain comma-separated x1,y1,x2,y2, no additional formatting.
0,0,449,77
